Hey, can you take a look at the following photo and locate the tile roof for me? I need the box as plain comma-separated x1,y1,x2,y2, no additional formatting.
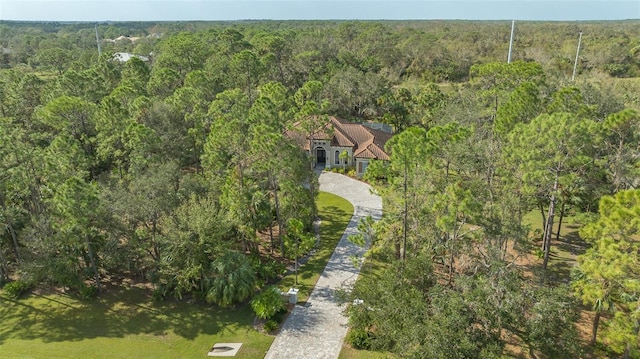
286,116,392,161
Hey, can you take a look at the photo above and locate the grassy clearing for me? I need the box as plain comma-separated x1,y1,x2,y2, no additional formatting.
0,190,353,358
0,285,272,359
521,210,589,282
278,191,354,303
521,211,610,358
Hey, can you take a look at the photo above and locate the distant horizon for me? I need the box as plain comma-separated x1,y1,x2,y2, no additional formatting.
1,1,638,22
2,18,640,24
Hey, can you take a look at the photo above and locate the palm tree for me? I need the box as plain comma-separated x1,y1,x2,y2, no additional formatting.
339,150,349,173
206,251,256,307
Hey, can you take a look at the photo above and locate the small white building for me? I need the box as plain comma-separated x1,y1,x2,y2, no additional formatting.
286,116,392,177
112,52,149,63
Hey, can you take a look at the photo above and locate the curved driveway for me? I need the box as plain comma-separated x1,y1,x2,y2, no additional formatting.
264,172,382,359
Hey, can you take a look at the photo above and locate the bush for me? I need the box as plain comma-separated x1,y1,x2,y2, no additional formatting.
2,280,32,299
264,319,279,332
362,160,388,183
152,287,166,302
252,259,285,283
251,286,285,320
346,328,372,350
347,169,357,178
78,283,98,300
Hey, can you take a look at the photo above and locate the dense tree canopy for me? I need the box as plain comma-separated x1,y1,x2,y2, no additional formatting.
0,19,638,357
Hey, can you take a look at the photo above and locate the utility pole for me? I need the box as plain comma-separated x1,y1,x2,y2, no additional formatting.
95,25,102,57
507,20,515,63
572,32,583,81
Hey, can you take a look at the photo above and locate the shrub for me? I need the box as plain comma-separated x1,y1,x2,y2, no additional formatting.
2,280,32,299
251,286,285,320
252,259,285,283
347,169,357,178
78,283,98,300
264,319,279,332
346,328,372,350
152,287,166,302
362,160,388,183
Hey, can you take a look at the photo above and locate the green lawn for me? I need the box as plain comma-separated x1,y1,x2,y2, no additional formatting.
278,191,354,303
0,190,354,358
0,286,273,358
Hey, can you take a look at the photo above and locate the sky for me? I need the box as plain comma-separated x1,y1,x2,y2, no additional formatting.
0,0,638,22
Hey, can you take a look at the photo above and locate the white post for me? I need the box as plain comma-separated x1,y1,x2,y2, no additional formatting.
507,20,515,64
95,26,102,57
572,32,583,82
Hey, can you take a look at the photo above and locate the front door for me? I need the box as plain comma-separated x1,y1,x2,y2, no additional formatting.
316,148,326,164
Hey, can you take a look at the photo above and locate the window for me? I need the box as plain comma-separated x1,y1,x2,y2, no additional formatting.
335,151,340,165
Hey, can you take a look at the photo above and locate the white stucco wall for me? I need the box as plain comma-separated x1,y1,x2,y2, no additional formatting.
329,146,353,168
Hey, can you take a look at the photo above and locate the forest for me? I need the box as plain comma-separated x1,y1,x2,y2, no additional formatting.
0,19,639,358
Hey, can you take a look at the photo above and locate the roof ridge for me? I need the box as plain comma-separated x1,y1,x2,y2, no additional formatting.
331,116,358,147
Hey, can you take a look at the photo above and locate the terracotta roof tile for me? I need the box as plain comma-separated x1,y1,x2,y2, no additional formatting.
286,116,392,161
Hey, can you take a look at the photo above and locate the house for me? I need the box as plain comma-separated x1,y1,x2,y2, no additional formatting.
286,116,393,177
112,52,149,63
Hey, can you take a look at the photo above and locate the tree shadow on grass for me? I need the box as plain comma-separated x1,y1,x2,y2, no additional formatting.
522,228,590,285
0,285,251,346
547,229,589,283
554,229,589,260
320,205,352,231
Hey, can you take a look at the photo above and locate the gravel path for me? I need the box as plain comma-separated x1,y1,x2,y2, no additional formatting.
264,172,382,359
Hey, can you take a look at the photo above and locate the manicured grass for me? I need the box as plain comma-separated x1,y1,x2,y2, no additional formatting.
278,191,354,303
0,285,273,359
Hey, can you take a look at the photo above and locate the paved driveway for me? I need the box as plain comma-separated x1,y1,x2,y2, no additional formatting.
264,172,382,359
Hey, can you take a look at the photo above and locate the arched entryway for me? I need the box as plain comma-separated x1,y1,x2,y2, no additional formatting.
316,148,326,164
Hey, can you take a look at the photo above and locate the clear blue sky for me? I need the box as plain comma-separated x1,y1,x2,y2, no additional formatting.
1,0,638,22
